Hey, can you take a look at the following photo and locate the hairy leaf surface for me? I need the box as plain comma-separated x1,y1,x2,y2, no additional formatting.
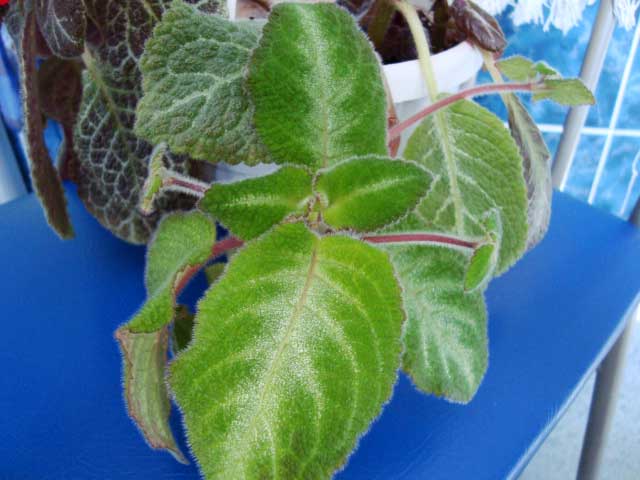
74,0,220,243
505,94,552,249
534,79,595,106
497,55,557,82
128,211,216,333
199,166,312,240
20,11,74,239
136,1,268,165
386,244,488,403
171,223,404,479
404,99,528,273
248,3,387,169
315,155,432,232
35,0,87,58
115,326,188,463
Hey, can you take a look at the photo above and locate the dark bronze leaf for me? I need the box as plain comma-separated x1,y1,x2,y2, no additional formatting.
35,0,87,58
450,0,506,54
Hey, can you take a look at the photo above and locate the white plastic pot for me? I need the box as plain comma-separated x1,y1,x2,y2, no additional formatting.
216,4,484,183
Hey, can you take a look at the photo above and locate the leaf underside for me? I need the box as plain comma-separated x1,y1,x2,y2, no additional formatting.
248,3,388,169
199,166,312,240
128,211,217,333
136,1,269,165
171,223,404,479
402,99,528,274
386,244,488,403
315,155,432,232
116,326,188,464
20,11,74,239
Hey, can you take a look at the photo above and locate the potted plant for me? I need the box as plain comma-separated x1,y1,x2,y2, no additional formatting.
1,0,594,478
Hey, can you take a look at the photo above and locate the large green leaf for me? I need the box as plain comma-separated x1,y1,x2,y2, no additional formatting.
170,223,404,478
248,3,387,169
128,211,217,333
115,326,188,463
403,99,528,273
315,155,432,232
136,1,269,165
199,166,312,240
386,244,488,403
504,94,552,249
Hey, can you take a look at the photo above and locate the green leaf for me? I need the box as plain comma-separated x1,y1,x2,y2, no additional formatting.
248,3,387,169
403,99,528,274
128,211,216,333
534,78,596,106
497,55,557,82
464,243,497,292
170,223,404,479
35,0,87,58
386,244,488,403
504,94,552,249
315,155,432,232
199,166,313,240
19,11,74,239
115,326,188,464
136,1,269,165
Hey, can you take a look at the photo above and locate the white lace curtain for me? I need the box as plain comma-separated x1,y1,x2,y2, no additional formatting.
474,0,640,33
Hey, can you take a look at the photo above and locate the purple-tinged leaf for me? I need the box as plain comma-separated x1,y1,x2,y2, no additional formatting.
450,0,506,54
20,11,74,239
35,0,87,58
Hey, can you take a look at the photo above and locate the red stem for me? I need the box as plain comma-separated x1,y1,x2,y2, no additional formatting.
362,233,478,249
165,177,208,194
388,82,535,141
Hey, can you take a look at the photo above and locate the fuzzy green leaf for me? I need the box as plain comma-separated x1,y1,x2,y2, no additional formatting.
504,94,552,249
497,55,557,82
403,99,528,274
464,243,497,293
170,222,404,479
136,1,269,165
115,326,188,463
127,211,216,333
386,244,488,403
248,3,387,169
171,305,195,354
199,166,312,240
534,78,596,106
315,155,432,232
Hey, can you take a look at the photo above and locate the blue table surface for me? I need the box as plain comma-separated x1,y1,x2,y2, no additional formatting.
1,189,639,480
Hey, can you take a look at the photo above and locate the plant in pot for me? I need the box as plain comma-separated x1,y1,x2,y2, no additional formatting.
1,0,595,477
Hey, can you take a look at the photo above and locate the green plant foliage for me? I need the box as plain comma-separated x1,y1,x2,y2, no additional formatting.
386,244,488,403
497,55,557,82
170,222,404,479
248,3,388,169
464,243,497,293
171,305,195,354
504,94,552,249
136,1,269,165
404,99,528,273
315,155,432,232
199,166,312,240
115,326,188,464
127,211,216,333
534,78,596,106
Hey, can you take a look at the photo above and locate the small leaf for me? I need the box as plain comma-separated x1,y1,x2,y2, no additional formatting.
170,223,404,479
115,326,188,464
464,243,496,292
136,1,269,165
139,143,168,216
403,99,528,274
20,11,74,239
171,305,195,354
505,94,552,249
386,244,488,403
127,211,216,333
450,0,506,53
199,166,312,240
315,155,432,232
35,0,87,58
248,3,387,169
497,55,558,82
533,62,558,77
204,262,226,284
534,78,596,106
